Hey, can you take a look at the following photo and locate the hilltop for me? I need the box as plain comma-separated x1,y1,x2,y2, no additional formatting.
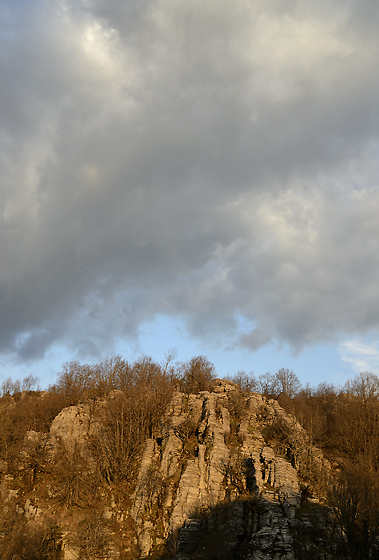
0,356,379,559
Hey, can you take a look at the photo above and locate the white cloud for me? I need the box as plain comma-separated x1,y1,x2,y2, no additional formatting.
339,339,379,374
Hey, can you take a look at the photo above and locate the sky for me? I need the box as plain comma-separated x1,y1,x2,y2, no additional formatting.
1,0,379,390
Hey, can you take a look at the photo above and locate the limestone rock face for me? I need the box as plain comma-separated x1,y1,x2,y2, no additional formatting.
130,380,324,559
49,397,111,457
0,380,336,559
50,403,94,451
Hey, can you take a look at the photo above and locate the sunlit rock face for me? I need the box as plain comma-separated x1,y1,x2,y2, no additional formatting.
1,381,335,559
130,380,323,559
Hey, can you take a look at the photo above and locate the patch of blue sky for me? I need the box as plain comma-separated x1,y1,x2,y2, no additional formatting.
0,315,371,393
120,314,357,389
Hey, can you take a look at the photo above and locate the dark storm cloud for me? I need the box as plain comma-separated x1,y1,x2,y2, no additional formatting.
1,0,379,362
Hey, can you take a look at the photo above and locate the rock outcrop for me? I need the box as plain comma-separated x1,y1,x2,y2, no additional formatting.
0,381,335,560
130,380,327,559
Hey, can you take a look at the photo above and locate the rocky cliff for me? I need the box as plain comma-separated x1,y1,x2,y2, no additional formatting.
0,380,337,560
130,380,331,560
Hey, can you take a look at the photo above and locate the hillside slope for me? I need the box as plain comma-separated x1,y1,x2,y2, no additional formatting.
1,378,349,560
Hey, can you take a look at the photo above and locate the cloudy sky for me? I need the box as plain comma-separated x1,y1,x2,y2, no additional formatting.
1,0,379,389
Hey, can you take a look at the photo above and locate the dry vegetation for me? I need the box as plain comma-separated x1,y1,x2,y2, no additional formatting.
1,357,379,558
243,368,379,559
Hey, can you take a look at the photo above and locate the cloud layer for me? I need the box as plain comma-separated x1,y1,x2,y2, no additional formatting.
1,0,379,363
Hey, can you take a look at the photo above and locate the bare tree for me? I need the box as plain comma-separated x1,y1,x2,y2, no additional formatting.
90,358,174,484
274,368,301,398
179,356,216,394
344,372,379,402
162,347,179,375
258,372,279,397
328,464,379,560
230,370,258,394
90,393,144,484
1,377,21,396
21,374,39,392
258,369,301,399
